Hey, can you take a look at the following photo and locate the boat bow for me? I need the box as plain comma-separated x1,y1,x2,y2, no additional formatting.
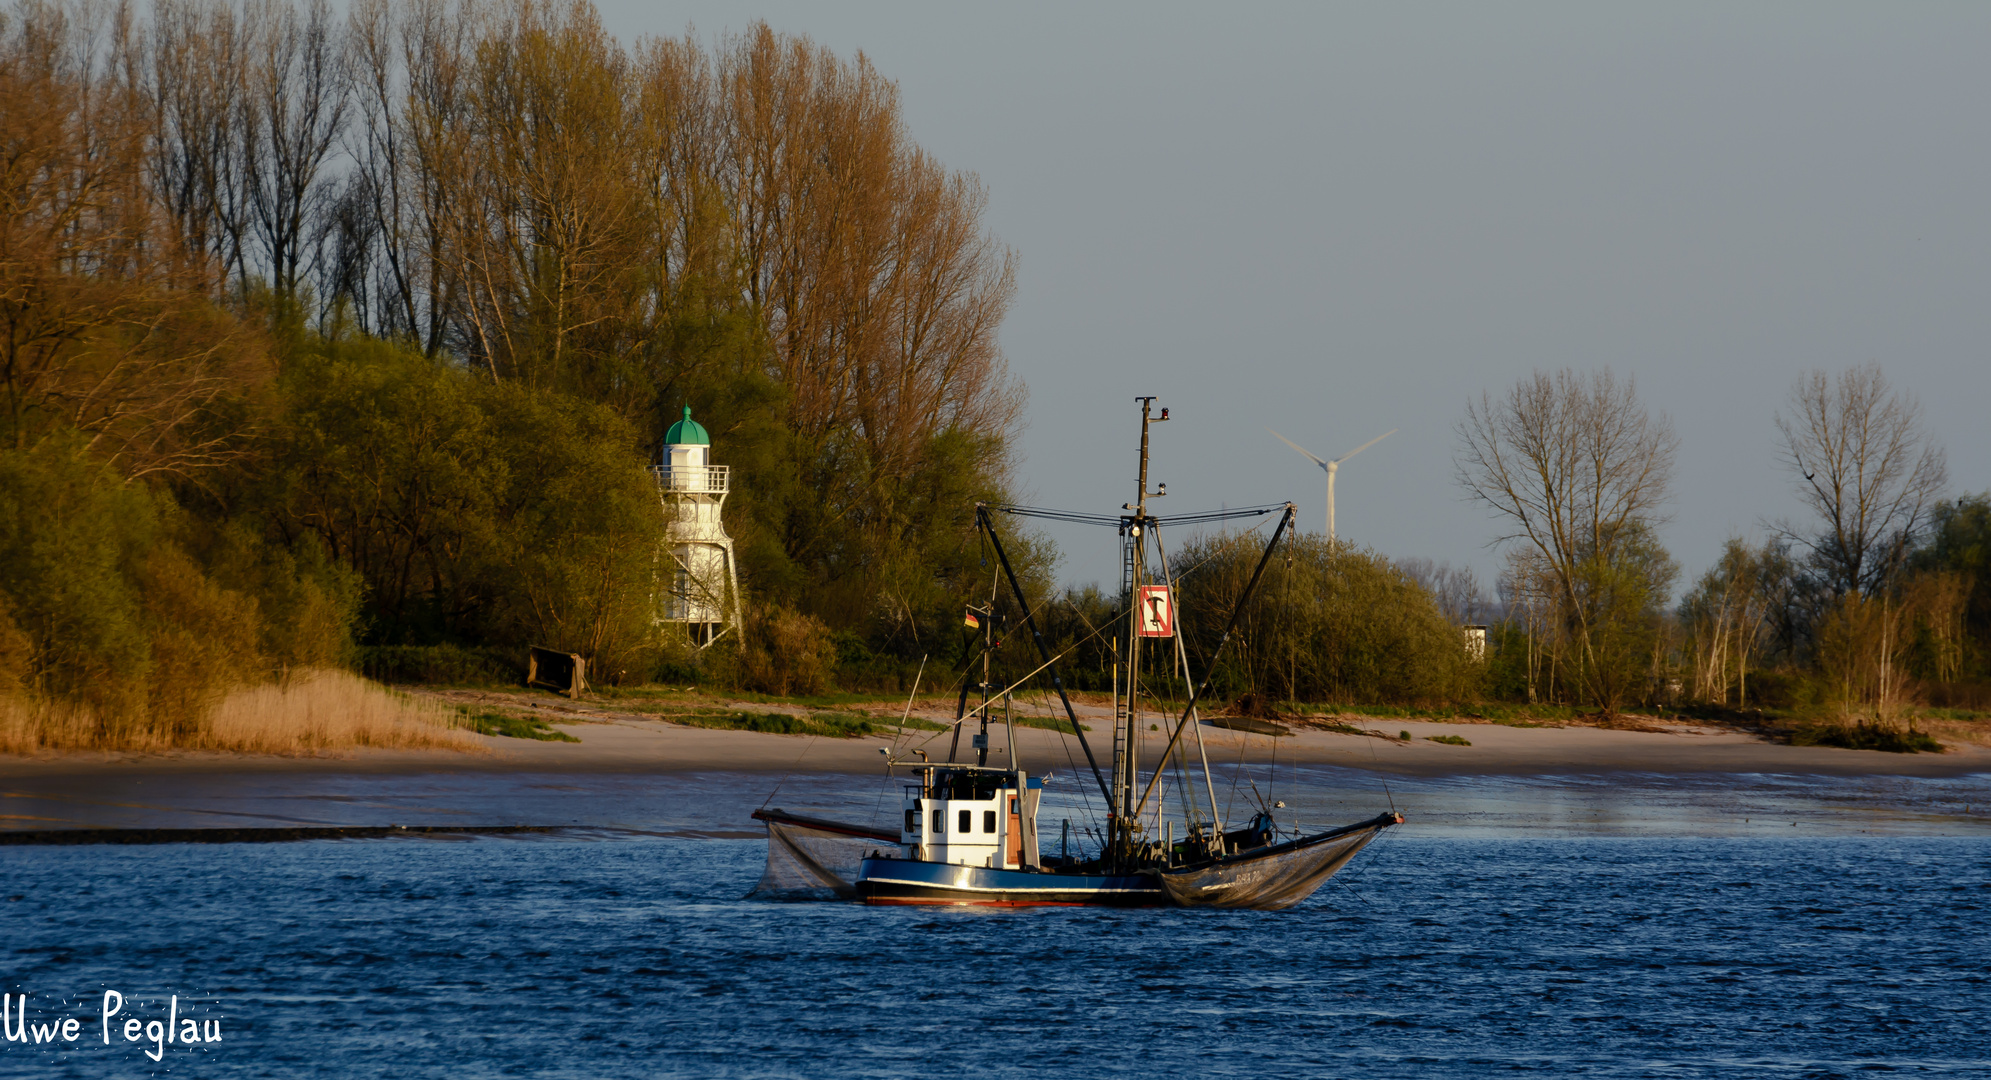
1158,811,1403,910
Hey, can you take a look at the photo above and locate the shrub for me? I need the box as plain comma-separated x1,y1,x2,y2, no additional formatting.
1925,681,1991,710
1790,720,1941,754
662,709,886,738
0,440,155,725
0,438,372,748
139,545,265,738
735,603,836,696
1171,533,1482,706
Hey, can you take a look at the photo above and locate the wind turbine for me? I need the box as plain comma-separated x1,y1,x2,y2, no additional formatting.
1268,427,1397,543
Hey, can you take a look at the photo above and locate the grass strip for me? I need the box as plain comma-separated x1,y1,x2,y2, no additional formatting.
664,709,946,738
462,709,581,742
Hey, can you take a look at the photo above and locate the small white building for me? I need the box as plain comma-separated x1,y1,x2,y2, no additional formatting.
654,406,741,646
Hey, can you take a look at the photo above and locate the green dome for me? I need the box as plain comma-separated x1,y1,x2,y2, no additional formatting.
664,405,709,446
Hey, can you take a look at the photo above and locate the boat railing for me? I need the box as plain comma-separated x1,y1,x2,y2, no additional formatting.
652,464,728,493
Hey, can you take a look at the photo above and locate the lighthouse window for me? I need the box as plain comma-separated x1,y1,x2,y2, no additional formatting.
958,809,971,834
983,810,996,833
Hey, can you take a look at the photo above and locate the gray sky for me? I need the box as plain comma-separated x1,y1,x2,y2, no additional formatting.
602,1,1991,596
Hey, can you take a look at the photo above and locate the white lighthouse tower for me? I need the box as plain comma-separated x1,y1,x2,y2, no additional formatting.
654,406,741,646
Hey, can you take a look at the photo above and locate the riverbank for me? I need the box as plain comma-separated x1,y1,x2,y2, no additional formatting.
2,685,1986,784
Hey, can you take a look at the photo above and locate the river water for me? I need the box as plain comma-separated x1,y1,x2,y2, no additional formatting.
2,768,1988,1077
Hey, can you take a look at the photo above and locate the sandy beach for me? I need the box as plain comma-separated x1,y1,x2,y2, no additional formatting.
2,689,1985,782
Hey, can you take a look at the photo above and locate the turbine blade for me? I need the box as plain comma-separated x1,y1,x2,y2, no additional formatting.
1268,428,1329,468
1334,428,1397,464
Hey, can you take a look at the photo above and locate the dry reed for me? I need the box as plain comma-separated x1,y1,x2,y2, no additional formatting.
0,669,484,755
0,696,107,754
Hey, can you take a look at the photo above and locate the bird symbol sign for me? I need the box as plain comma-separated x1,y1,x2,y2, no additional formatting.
1136,585,1174,638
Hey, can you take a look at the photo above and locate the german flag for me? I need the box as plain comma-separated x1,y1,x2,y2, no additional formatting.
964,610,980,629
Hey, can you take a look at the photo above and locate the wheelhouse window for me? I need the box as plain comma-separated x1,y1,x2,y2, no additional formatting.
934,807,945,834
905,808,920,833
983,810,996,833
958,809,971,834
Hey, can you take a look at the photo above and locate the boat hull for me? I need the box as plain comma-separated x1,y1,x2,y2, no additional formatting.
1159,812,1402,910
855,857,1167,907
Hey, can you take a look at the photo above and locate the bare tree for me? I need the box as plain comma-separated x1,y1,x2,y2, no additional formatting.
1497,549,1560,703
342,0,476,354
9,0,1028,627
244,0,350,300
1679,537,1783,708
1456,369,1679,711
1901,570,1970,685
145,0,253,293
1774,364,1946,599
0,2,267,479
710,25,1019,565
1398,557,1490,626
444,0,646,388
1812,591,1918,722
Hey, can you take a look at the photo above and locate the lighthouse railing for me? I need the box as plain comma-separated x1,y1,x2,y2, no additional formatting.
652,464,729,494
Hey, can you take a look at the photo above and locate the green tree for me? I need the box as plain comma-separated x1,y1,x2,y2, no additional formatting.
1572,522,1679,708
7,1,1050,698
0,438,155,721
0,431,352,739
1171,533,1478,706
1907,493,1990,680
261,331,662,672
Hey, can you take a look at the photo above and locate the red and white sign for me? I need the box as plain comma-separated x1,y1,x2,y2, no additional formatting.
1136,585,1174,638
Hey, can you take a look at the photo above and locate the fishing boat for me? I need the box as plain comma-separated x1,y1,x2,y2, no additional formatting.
752,398,1401,910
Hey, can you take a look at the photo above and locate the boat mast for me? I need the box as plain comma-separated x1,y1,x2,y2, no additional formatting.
976,607,995,767
1118,397,1166,866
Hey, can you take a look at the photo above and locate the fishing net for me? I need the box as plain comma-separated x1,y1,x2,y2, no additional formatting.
1158,817,1393,911
749,811,900,901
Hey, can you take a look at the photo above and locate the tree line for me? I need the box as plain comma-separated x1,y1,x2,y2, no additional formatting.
1,0,1031,739
1054,364,1983,723
1456,364,1984,723
4,0,1980,735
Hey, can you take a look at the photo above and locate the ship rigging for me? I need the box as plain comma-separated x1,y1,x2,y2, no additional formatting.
753,397,1401,908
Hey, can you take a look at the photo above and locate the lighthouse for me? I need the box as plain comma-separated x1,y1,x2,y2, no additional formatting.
654,406,741,646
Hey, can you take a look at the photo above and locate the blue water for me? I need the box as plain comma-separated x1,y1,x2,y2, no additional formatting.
3,830,1988,1077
